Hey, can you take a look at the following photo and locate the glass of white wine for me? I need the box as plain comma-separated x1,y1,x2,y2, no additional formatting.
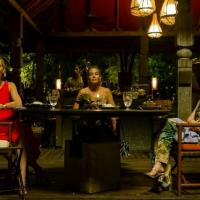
123,91,133,110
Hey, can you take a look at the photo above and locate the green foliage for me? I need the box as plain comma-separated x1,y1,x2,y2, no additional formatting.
21,53,35,88
147,54,177,99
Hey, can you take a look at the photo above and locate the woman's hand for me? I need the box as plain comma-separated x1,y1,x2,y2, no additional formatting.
187,119,200,132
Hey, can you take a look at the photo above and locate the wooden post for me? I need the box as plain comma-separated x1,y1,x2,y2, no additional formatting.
176,0,193,119
35,37,45,101
10,12,23,96
139,35,149,84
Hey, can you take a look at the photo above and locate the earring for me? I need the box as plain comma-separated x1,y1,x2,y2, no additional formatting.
3,72,6,78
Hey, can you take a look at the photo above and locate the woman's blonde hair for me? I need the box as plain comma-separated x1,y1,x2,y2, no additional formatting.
0,57,6,69
87,65,101,76
0,57,7,79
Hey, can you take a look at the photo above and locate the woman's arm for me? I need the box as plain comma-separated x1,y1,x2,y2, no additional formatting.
105,88,117,134
72,89,83,109
106,88,115,106
6,82,22,108
187,99,200,122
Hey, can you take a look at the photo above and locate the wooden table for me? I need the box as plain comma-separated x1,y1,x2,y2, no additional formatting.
19,107,170,193
18,107,170,147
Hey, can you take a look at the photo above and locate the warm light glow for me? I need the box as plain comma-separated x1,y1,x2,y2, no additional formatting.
130,0,142,17
151,77,158,90
56,78,62,90
138,0,156,17
130,0,155,17
147,13,162,38
160,0,178,25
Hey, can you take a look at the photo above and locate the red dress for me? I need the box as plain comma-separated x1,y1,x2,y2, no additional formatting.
0,81,20,143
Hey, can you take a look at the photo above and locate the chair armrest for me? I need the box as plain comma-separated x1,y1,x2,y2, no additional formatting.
176,122,200,127
0,121,13,125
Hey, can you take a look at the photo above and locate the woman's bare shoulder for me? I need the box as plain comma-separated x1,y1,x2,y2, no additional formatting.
8,81,16,89
101,86,111,93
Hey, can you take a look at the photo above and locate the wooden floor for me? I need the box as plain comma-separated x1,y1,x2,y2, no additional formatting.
1,148,200,199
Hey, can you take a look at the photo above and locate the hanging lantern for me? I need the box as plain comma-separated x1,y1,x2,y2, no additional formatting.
130,0,142,17
138,0,156,17
147,13,162,38
160,0,178,25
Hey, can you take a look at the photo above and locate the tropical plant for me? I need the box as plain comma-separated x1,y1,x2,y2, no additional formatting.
147,54,177,99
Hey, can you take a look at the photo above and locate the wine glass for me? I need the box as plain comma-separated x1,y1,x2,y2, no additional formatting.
123,91,133,110
48,90,59,109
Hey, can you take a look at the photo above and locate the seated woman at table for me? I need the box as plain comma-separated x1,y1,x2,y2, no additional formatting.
0,57,28,193
0,57,44,194
73,65,118,140
145,99,200,189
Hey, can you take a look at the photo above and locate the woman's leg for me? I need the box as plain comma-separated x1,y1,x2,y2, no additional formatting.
154,118,178,164
146,118,180,178
17,140,28,195
20,146,27,187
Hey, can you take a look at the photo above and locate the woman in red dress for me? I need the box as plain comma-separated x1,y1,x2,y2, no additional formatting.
0,57,27,193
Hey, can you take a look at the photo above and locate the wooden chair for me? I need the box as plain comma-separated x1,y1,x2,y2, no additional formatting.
0,121,26,199
176,122,200,195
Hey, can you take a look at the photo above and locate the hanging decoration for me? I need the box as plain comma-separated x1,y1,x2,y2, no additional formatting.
130,0,178,38
147,13,162,38
160,0,178,25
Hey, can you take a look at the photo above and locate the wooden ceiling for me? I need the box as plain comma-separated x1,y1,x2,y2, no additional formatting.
0,0,200,53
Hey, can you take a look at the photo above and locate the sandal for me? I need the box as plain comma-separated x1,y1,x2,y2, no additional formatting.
19,186,28,196
145,162,164,179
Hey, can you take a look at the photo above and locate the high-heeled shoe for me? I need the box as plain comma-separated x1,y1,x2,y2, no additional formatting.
19,186,28,196
145,162,164,179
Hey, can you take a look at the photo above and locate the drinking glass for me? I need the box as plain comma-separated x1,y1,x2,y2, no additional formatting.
123,91,133,110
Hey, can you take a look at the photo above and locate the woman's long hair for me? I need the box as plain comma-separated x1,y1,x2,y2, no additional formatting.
0,57,7,80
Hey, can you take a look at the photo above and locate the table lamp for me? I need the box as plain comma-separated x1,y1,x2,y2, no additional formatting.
56,78,62,90
151,77,158,99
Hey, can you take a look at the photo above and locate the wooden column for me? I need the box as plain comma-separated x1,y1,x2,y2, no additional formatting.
10,12,23,95
139,35,149,84
176,0,193,119
35,37,45,101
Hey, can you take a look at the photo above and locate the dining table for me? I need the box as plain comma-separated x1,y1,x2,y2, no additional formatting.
17,106,171,193
17,106,171,147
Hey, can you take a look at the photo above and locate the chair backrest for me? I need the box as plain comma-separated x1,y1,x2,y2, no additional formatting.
176,122,200,195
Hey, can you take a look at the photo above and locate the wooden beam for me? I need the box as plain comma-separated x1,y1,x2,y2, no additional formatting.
7,0,42,35
47,30,176,38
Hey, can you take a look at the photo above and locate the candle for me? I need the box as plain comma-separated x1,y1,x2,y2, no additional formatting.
96,93,100,108
56,78,62,90
151,77,158,90
96,93,100,101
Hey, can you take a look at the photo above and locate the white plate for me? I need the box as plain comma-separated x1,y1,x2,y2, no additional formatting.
101,104,115,108
0,140,9,148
